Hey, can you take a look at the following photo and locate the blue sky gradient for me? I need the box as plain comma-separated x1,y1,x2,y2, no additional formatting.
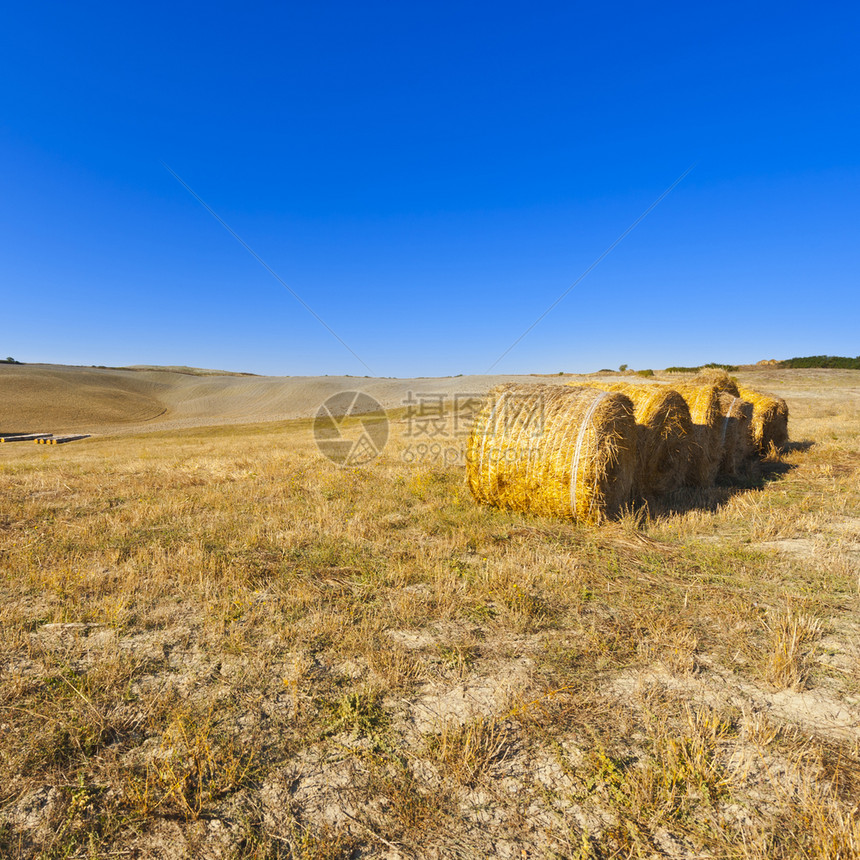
2,2,858,376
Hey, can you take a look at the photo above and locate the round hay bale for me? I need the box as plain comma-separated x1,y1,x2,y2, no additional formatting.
466,383,637,524
716,393,756,480
575,382,694,498
692,368,740,396
671,383,723,487
736,385,789,454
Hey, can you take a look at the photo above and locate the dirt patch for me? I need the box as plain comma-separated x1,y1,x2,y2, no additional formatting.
752,538,821,558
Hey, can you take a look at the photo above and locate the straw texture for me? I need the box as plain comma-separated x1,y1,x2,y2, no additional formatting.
466,383,637,524
576,382,694,497
693,369,740,396
671,383,724,487
716,393,755,479
737,385,789,454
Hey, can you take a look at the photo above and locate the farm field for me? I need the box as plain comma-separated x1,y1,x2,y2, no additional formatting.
0,364,552,438
1,367,859,858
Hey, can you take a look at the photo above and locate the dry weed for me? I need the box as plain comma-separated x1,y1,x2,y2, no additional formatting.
762,608,823,690
424,717,513,785
121,706,257,820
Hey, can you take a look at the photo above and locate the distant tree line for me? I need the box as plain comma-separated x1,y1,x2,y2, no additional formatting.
783,355,860,369
665,362,739,373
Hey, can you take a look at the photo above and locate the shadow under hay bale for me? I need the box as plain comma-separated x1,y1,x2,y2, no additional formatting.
466,383,637,524
576,381,694,499
737,385,789,454
716,393,756,481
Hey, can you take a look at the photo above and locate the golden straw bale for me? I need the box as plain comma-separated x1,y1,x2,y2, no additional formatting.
671,383,724,487
736,385,789,454
576,382,694,498
716,393,756,480
692,368,740,396
466,383,637,524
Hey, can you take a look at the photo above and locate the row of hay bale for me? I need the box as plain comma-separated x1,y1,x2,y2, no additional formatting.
35,435,91,444
465,372,788,524
0,433,90,444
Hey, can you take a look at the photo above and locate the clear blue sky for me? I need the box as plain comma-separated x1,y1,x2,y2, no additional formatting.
3,2,858,376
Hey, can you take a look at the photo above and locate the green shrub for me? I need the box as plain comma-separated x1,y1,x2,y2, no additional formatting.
783,355,860,370
665,363,739,374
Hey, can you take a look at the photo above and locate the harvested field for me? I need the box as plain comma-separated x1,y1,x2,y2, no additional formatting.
0,363,553,437
1,366,859,859
0,366,167,434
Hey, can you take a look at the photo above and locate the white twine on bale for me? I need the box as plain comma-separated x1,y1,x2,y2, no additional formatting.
569,390,609,519
720,396,739,447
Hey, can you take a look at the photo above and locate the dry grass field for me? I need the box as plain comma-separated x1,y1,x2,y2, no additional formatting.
1,367,859,858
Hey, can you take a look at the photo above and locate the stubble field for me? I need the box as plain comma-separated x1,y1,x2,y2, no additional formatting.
1,368,859,859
